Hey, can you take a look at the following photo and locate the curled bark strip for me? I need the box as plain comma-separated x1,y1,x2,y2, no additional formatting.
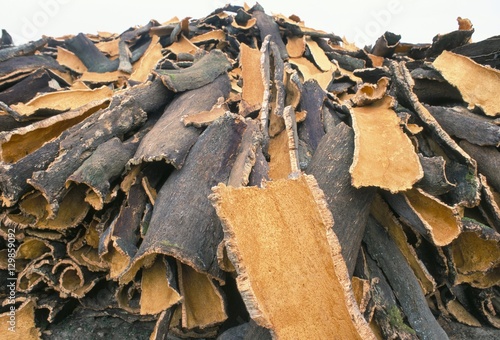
28,97,147,217
130,73,231,169
364,216,449,340
153,49,232,92
122,114,248,284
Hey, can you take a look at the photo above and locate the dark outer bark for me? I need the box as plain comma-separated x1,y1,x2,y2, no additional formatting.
437,315,500,340
153,49,232,92
326,51,365,71
426,105,500,147
298,79,326,153
459,141,500,194
130,114,247,281
365,250,419,340
389,60,480,208
0,79,169,207
453,35,500,69
66,137,138,203
0,37,48,62
248,146,269,187
371,32,401,58
306,122,375,277
44,307,155,340
252,8,288,60
118,39,133,73
0,107,105,206
416,154,456,196
479,175,500,232
425,29,474,58
353,67,391,84
110,181,147,259
0,69,57,105
130,73,231,169
217,320,272,340
412,79,463,105
114,77,173,114
228,120,261,187
0,55,64,78
28,97,147,216
0,114,31,132
363,216,449,340
382,192,433,242
65,33,119,73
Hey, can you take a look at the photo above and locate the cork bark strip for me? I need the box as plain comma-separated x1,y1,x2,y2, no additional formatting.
349,96,423,192
433,50,500,117
211,175,375,340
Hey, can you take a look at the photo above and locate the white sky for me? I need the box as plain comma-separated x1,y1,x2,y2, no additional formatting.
2,0,499,47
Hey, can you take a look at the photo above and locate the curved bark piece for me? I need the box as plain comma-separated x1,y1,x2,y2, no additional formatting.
363,216,449,340
426,29,474,58
211,175,375,340
65,33,119,73
129,36,163,82
0,99,109,164
181,98,229,128
433,51,500,117
298,79,326,153
0,36,47,62
177,261,227,330
351,77,390,107
0,69,58,106
479,174,500,232
371,195,437,295
416,154,456,196
306,122,375,277
252,6,288,60
453,35,500,68
371,32,401,58
52,259,99,299
389,60,480,207
102,180,147,279
459,141,500,194
426,105,500,147
10,86,113,117
306,37,333,72
56,46,88,74
383,188,461,246
0,55,64,80
350,96,423,193
122,113,248,284
362,249,419,340
227,120,261,188
451,219,500,288
140,256,181,315
19,186,90,231
153,49,232,92
0,100,109,207
66,137,138,210
15,237,51,261
28,97,147,217
130,73,230,169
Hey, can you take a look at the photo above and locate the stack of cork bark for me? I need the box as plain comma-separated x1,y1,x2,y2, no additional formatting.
0,3,499,339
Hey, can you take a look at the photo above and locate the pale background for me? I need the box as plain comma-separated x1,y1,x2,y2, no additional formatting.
2,0,499,47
